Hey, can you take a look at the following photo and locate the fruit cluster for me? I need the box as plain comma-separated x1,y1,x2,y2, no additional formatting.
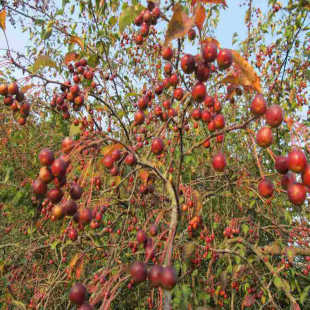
0,82,30,125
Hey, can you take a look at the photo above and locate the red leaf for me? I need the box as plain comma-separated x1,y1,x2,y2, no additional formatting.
164,3,195,46
194,4,206,30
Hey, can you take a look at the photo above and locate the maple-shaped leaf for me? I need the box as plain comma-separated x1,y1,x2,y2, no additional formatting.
164,3,195,46
0,10,6,31
195,4,206,30
64,52,79,65
221,50,262,93
192,0,227,7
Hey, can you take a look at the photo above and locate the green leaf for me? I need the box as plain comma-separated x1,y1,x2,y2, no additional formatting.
118,5,143,33
300,285,310,304
241,224,249,235
32,55,57,73
273,276,283,289
69,123,81,137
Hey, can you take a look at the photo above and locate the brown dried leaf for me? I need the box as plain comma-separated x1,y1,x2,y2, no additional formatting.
64,52,79,65
69,36,84,50
0,10,6,31
195,4,206,30
164,3,195,46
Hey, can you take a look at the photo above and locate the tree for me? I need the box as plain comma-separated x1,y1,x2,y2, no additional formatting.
0,0,309,309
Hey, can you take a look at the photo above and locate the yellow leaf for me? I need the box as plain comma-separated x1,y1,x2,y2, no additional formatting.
75,257,84,280
164,4,195,46
139,169,149,185
21,84,35,93
0,10,6,31
32,55,57,73
193,190,203,214
111,175,121,187
64,52,79,65
70,35,84,50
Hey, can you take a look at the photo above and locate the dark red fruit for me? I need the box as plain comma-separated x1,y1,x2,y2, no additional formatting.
148,265,163,287
125,153,137,166
287,183,307,206
130,262,147,283
169,74,179,86
217,49,233,70
192,108,201,120
51,158,67,177
151,138,164,155
32,178,47,196
181,54,195,74
275,156,288,174
149,224,158,236
212,153,226,172
77,208,92,225
302,165,310,187
192,83,206,102
281,172,296,190
202,42,218,63
195,63,210,81
68,228,78,241
111,149,122,161
140,22,149,37
161,47,173,60
62,137,74,153
160,266,177,290
69,283,87,305
265,105,283,128
258,178,274,198
47,188,63,204
39,148,54,166
256,127,273,148
102,155,114,169
251,94,267,116
201,110,211,123
64,200,78,216
204,95,214,107
287,149,307,173
137,230,147,244
70,183,83,200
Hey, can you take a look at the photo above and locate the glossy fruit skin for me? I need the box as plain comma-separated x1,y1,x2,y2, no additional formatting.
51,158,67,177
287,183,307,206
140,22,149,37
111,149,122,161
64,200,78,216
251,94,267,116
160,266,177,290
217,49,233,70
256,126,273,148
213,114,225,129
195,63,210,82
201,42,218,62
130,262,147,283
169,74,179,86
47,188,64,204
265,105,283,128
275,156,289,174
151,138,164,155
161,47,173,60
258,178,274,198
204,95,214,107
102,155,114,169
68,228,78,241
192,109,201,120
62,137,74,153
192,83,206,102
302,165,310,187
201,110,211,123
135,110,145,125
181,54,195,74
77,208,92,225
287,149,307,173
32,178,47,196
148,265,163,287
125,153,137,166
39,148,55,166
39,166,53,183
174,88,184,101
70,183,83,200
212,153,226,172
281,172,296,190
69,283,87,305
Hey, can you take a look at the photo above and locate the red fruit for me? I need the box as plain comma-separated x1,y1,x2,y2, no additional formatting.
102,155,114,169
62,137,74,154
287,149,307,173
32,178,47,196
130,262,147,283
302,165,310,187
217,48,233,69
68,228,78,241
134,14,143,26
161,47,173,60
154,105,163,117
192,108,201,120
204,95,214,107
39,166,53,183
214,99,222,113
3,96,13,106
188,28,196,40
137,230,147,244
78,303,93,310
212,153,226,172
69,283,87,305
192,83,206,102
64,200,77,216
135,34,143,45
169,74,179,86
137,96,148,110
8,82,18,95
70,183,83,200
164,63,172,75
51,158,67,177
20,103,30,116
70,85,80,96
213,114,225,129
39,148,54,166
74,95,84,105
155,83,164,95
258,178,274,198
251,94,267,116
47,188,63,204
140,22,149,37
174,88,184,101
202,42,218,62
110,166,119,176
151,138,164,155
125,153,137,166
160,266,177,290
143,10,152,24
152,7,160,19
77,208,92,225
80,59,87,66
168,108,176,118
275,156,288,174
0,84,8,96
256,126,273,148
208,120,215,132
201,110,211,123
111,149,122,161
163,100,171,109
195,63,210,81
281,172,296,190
181,54,195,74
148,265,163,287
287,183,307,205
265,105,283,127
149,224,158,236
135,110,145,125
